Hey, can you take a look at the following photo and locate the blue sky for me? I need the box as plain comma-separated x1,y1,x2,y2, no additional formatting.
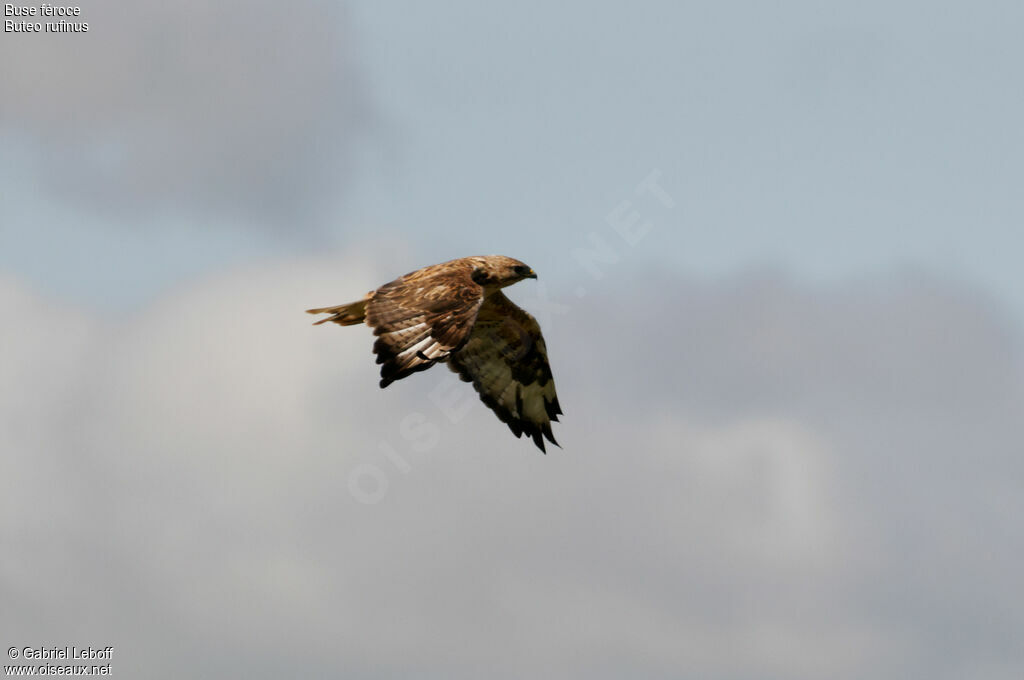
2,0,1023,318
2,3,1023,678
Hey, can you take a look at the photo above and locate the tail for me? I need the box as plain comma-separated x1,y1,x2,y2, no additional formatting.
306,297,368,326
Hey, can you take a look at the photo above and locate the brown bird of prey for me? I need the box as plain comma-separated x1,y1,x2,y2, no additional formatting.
306,256,562,451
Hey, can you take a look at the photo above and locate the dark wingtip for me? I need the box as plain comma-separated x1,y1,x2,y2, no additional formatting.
546,396,563,419
542,423,560,449
532,430,547,453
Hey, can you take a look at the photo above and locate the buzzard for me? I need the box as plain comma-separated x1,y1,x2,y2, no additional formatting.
307,256,562,452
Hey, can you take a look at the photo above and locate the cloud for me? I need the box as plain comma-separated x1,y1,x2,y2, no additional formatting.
1,260,1022,678
0,0,371,230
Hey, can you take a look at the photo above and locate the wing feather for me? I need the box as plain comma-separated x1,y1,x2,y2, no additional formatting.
448,292,562,452
365,261,484,387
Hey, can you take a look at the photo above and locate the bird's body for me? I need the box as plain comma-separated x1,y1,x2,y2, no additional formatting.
307,256,562,451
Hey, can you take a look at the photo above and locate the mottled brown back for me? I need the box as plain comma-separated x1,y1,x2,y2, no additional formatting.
365,260,484,387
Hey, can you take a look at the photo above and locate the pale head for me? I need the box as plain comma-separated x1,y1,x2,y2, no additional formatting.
468,255,537,288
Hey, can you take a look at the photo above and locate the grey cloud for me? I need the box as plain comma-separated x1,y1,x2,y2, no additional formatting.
1,261,1022,679
0,0,370,230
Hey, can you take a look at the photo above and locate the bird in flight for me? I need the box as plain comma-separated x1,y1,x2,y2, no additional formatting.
307,255,562,452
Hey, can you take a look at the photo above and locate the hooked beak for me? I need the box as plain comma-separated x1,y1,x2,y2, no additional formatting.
527,269,537,279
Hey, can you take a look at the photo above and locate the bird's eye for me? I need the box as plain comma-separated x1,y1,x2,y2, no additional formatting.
513,265,530,276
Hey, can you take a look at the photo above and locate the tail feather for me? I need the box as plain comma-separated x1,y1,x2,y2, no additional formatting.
306,298,368,326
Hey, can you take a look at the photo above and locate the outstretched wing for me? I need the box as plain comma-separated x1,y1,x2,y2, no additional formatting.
448,292,562,452
366,262,484,387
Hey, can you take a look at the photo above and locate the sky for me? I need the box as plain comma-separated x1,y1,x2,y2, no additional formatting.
2,1,1023,678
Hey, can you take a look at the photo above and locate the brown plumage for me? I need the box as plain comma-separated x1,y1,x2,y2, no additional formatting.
306,256,562,452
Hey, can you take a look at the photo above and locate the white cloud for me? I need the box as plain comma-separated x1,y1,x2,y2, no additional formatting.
1,261,1022,678
0,0,371,228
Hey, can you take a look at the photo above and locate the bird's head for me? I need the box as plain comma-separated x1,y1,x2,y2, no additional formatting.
469,255,537,288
